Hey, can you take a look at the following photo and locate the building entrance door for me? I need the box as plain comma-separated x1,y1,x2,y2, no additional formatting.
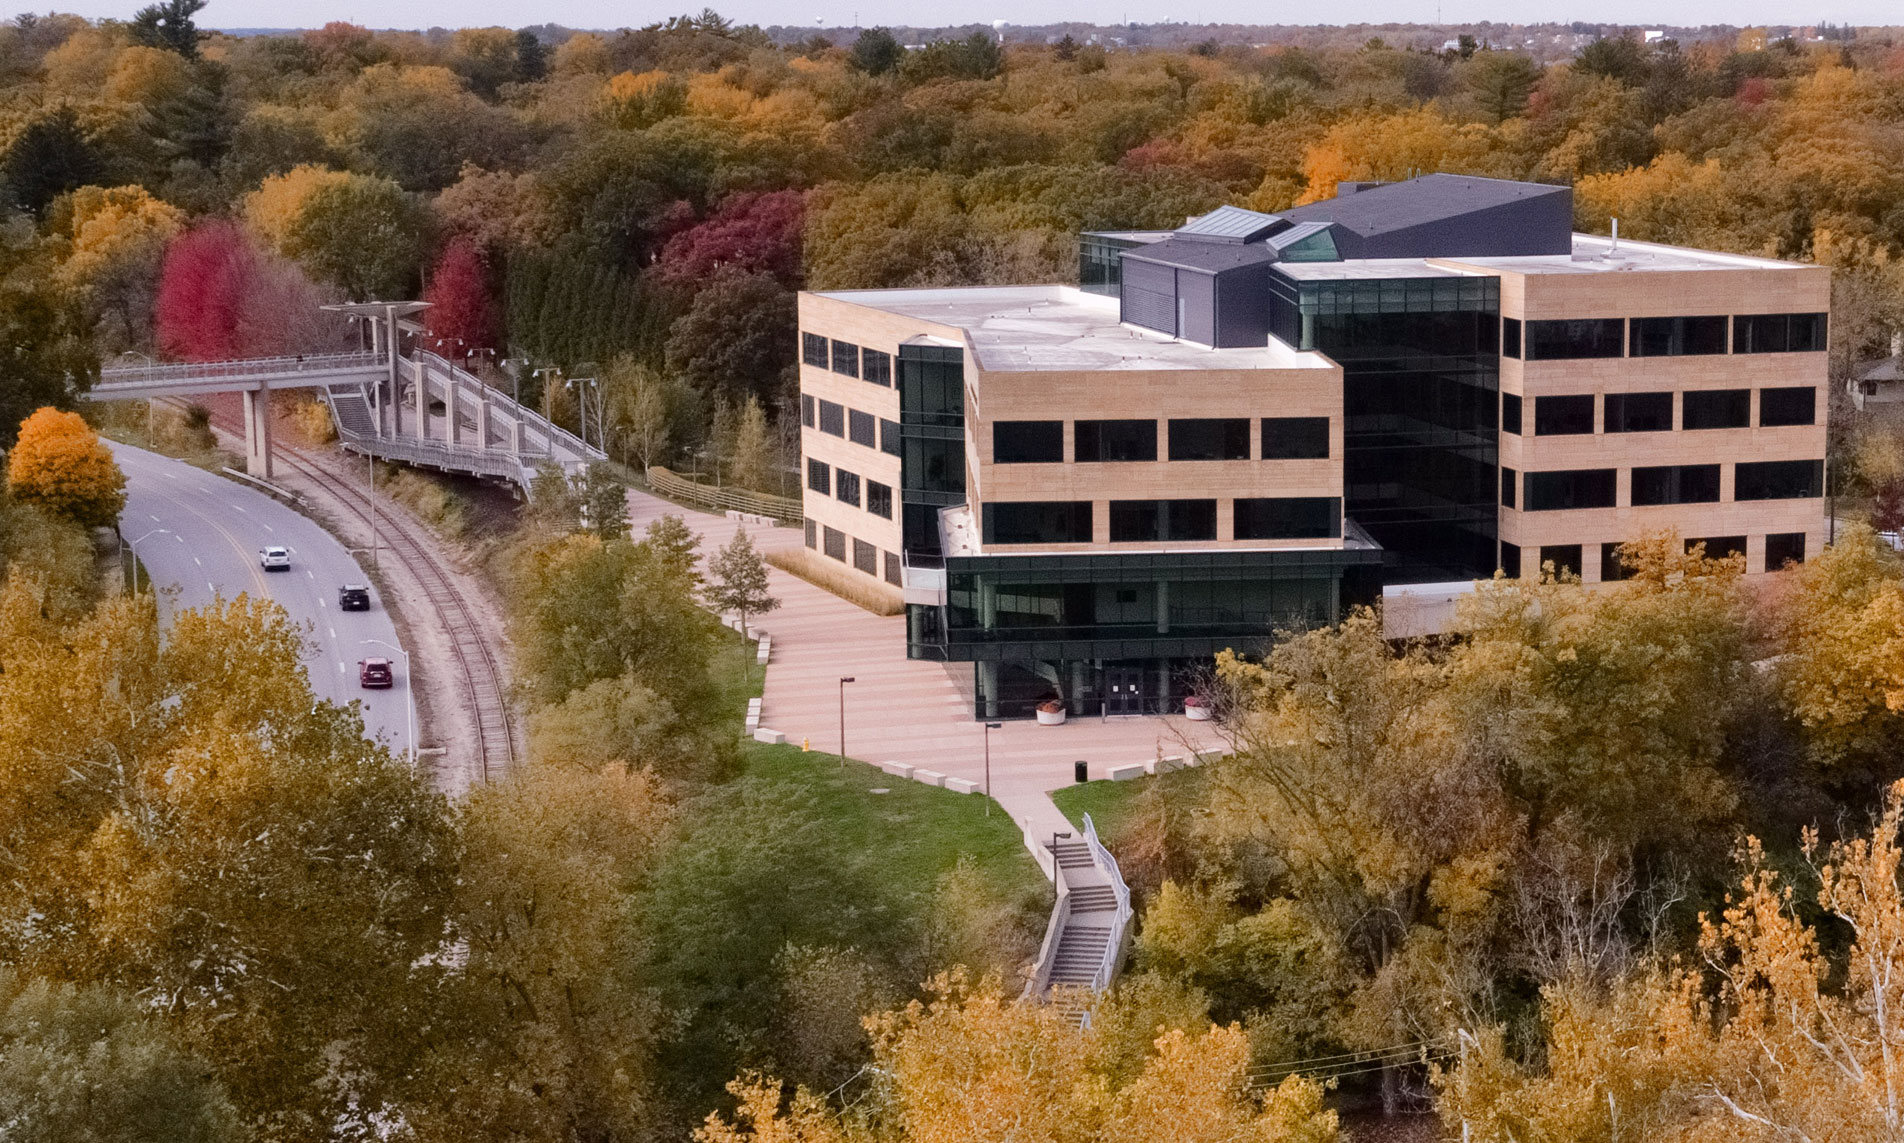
1105,666,1145,715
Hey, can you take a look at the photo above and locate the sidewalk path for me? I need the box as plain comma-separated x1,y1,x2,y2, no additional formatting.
626,488,1224,845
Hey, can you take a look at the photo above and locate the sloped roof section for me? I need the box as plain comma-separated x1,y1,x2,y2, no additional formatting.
1175,204,1287,243
1279,174,1572,258
1123,236,1282,273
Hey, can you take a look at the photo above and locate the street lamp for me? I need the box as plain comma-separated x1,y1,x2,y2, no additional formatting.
122,527,168,593
838,676,855,766
360,638,417,770
983,721,1002,816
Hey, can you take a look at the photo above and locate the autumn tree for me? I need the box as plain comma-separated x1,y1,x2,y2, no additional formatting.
49,183,184,350
665,267,796,406
1,107,102,214
582,461,629,541
422,236,496,353
0,228,97,443
5,407,127,528
706,526,778,642
653,190,804,289
245,164,426,300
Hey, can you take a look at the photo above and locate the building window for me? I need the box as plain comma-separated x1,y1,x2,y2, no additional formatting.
804,519,816,549
830,340,859,377
1759,387,1816,427
1687,535,1746,560
1735,459,1823,500
1233,497,1342,540
982,501,1094,545
1765,532,1806,570
1682,389,1750,430
863,348,892,386
1535,394,1595,435
1501,393,1522,435
836,469,860,507
1734,312,1827,353
1168,418,1249,461
1630,315,1728,356
993,421,1063,464
1524,469,1617,511
847,409,875,447
806,458,830,495
1502,317,1522,359
1109,499,1216,542
1500,541,1521,577
853,538,877,575
880,418,902,456
884,550,902,585
1261,417,1329,459
1601,541,1629,581
823,525,846,561
1631,464,1721,505
1074,419,1157,462
818,399,845,436
1501,467,1516,508
1605,391,1672,432
867,480,893,519
1539,544,1583,578
1526,318,1624,360
801,394,815,428
802,332,828,368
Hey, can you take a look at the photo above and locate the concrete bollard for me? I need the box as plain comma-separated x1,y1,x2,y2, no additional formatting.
877,760,915,779
913,769,947,787
1108,763,1147,782
753,728,786,744
944,777,979,794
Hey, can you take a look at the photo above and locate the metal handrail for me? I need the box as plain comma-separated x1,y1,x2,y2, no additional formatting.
413,351,602,461
99,351,383,382
1081,812,1133,993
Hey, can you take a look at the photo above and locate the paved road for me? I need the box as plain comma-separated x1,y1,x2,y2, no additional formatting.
113,443,415,761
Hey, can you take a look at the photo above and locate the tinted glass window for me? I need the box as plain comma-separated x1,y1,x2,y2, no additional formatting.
993,421,1063,464
867,480,893,519
1527,319,1624,360
1735,459,1823,500
1601,541,1629,581
804,519,816,548
1524,469,1617,511
1109,500,1216,542
880,418,901,456
1261,417,1329,459
982,501,1094,545
883,551,902,585
849,409,875,447
1686,535,1746,559
1535,394,1595,435
823,525,845,561
818,399,845,436
830,340,859,377
836,469,860,507
801,394,815,428
1759,387,1816,426
806,458,829,495
1500,541,1521,577
1631,464,1721,505
802,332,828,368
1501,393,1522,435
1683,389,1750,430
1765,532,1806,570
1538,544,1583,578
1605,391,1672,432
1075,420,1157,462
1168,418,1249,461
1735,312,1827,353
1502,317,1522,359
1501,467,1516,507
854,538,877,575
1630,315,1728,356
1233,497,1342,540
862,348,891,386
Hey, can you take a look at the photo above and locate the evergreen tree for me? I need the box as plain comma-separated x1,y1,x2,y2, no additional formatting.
130,0,205,57
705,527,779,663
583,462,629,541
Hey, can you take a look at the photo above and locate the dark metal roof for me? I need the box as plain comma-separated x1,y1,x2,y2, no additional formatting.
1280,174,1567,236
1175,204,1286,243
1122,237,1281,273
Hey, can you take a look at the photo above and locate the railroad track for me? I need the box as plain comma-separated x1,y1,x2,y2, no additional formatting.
195,403,518,782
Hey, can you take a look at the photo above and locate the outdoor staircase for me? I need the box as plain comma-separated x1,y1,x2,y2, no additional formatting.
327,385,376,435
1026,819,1133,1026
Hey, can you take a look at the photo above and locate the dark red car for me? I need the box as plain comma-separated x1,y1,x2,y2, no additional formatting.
358,657,394,689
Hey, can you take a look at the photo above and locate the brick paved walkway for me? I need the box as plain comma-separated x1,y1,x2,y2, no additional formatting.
625,488,1225,844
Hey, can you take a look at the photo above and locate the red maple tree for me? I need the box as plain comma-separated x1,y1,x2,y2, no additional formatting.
422,238,497,355
652,190,804,289
154,222,256,362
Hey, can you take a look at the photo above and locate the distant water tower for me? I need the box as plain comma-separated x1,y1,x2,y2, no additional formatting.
993,18,1008,42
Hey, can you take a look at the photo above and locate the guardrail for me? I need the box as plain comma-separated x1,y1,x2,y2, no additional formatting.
647,466,803,524
413,351,602,463
334,423,531,484
1081,812,1133,993
99,351,384,383
220,466,308,506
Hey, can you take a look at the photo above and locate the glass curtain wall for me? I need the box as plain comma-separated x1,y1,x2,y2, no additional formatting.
898,344,966,557
1269,273,1501,581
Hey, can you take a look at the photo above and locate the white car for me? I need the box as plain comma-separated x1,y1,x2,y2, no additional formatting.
259,546,291,571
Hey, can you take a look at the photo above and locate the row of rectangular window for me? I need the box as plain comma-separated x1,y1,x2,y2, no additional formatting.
801,332,893,386
981,497,1343,545
1500,459,1822,511
803,519,904,585
806,459,894,518
803,394,902,455
1500,313,1826,361
992,417,1330,465
1502,387,1815,435
1502,533,1807,580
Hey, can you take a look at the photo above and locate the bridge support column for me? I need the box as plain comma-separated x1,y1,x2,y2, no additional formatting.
242,381,273,479
415,357,429,441
476,389,489,450
445,367,460,447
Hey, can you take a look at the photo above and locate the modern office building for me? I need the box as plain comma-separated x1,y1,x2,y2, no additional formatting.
798,174,1829,718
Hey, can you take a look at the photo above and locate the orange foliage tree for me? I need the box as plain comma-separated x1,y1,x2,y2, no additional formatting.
5,406,127,529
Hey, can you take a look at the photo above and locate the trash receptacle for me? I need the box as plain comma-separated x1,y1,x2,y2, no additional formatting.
1074,760,1088,784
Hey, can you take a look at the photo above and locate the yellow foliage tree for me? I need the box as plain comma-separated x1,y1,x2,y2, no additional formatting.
5,406,126,528
1767,524,1904,764
241,163,353,254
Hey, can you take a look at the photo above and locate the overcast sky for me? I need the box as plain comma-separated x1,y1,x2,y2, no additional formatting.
53,0,1895,35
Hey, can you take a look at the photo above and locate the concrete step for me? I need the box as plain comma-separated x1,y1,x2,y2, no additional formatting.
1069,886,1118,911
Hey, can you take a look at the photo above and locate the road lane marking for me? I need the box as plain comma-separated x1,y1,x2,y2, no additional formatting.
148,513,161,522
173,534,185,542
328,626,336,639
318,597,326,609
193,557,202,566
338,663,346,675
261,522,273,533
208,581,216,593
231,505,247,513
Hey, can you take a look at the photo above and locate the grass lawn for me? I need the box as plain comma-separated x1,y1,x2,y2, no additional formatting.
1052,777,1149,839
708,625,1045,908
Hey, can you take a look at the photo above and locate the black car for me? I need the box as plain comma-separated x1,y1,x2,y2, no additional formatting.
339,584,371,611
